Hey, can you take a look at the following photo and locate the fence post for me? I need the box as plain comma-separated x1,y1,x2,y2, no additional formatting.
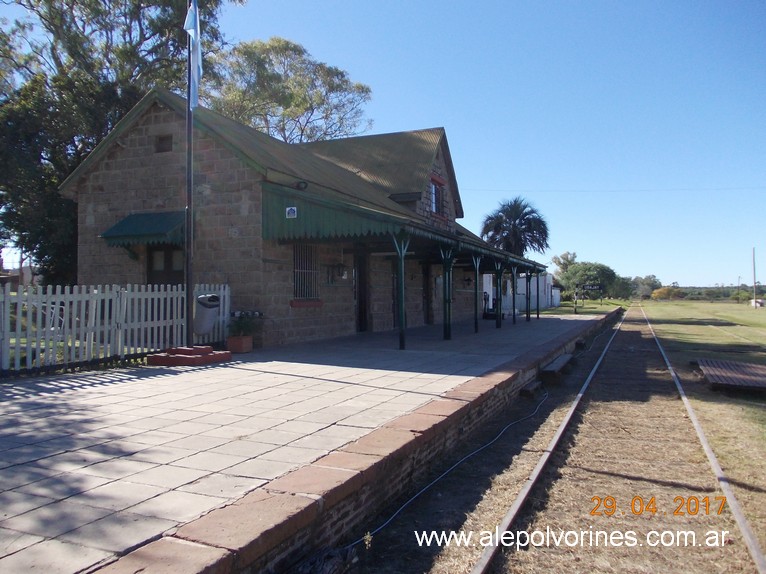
0,284,9,371
116,286,126,359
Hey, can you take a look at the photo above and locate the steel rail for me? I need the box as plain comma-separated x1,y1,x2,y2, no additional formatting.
471,306,765,574
469,310,627,574
641,306,766,574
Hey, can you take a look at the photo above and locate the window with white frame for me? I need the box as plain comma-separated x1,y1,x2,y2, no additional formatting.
430,179,444,215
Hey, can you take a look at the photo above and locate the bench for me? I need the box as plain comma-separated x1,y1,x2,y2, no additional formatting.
540,353,574,383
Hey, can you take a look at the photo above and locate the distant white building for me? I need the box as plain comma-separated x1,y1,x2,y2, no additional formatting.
481,272,559,317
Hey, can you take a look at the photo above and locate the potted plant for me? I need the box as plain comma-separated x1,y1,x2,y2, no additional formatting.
227,313,256,353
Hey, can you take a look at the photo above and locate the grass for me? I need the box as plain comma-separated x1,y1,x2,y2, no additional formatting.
640,299,766,366
637,300,766,555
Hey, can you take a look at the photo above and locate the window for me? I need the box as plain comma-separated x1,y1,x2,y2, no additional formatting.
293,244,320,300
430,179,444,215
147,244,184,284
154,134,173,153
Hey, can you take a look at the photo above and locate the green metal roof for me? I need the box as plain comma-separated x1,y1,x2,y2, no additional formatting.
100,211,185,247
61,89,420,223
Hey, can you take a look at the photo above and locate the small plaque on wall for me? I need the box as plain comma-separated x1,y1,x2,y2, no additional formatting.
286,207,297,219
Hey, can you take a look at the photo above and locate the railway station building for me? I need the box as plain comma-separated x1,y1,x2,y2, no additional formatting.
60,88,545,348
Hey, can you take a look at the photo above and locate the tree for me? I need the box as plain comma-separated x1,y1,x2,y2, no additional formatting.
0,74,81,282
632,275,662,299
651,286,684,300
552,251,577,278
480,196,550,257
206,37,373,143
0,0,240,282
4,0,241,90
557,261,618,297
611,276,633,299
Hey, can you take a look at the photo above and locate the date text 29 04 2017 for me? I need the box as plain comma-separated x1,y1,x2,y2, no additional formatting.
590,495,727,517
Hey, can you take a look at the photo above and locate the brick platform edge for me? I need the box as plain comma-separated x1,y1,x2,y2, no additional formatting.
96,309,622,574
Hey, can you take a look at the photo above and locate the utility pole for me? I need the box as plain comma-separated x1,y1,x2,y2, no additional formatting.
754,247,758,309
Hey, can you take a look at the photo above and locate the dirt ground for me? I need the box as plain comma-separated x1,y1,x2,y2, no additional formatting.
348,306,763,574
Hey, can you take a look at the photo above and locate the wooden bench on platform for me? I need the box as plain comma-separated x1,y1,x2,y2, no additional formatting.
540,353,573,383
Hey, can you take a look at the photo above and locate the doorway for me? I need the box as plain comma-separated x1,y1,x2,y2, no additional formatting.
422,263,433,324
354,252,369,332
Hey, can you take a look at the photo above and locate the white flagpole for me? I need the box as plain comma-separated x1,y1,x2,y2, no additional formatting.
183,0,199,346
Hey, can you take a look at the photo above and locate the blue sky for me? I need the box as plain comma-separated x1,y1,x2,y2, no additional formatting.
217,0,765,287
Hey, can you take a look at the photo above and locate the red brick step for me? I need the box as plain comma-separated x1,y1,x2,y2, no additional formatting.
147,346,231,366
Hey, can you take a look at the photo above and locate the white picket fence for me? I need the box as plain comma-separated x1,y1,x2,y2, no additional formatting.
0,283,230,373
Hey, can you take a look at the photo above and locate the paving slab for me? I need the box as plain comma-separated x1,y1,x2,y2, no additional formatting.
0,314,609,573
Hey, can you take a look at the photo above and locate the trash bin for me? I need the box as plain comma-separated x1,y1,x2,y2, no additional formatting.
194,294,220,335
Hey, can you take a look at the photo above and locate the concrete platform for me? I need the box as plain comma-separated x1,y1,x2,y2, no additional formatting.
0,311,619,573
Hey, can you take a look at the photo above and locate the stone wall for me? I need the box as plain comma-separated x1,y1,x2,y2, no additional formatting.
257,242,356,347
72,102,263,297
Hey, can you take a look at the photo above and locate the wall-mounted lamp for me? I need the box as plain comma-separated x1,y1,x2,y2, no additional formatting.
294,181,308,191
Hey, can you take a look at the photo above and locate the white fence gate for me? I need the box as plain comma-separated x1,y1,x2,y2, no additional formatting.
0,283,230,374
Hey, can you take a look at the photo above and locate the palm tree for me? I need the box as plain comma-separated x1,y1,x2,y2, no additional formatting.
480,196,550,257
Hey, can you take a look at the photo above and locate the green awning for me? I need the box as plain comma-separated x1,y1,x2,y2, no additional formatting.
262,183,407,241
100,211,185,247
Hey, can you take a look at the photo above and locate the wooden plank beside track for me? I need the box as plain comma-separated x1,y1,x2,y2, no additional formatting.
698,358,766,391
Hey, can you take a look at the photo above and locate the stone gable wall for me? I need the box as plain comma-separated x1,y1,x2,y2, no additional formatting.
414,141,457,234
73,102,263,302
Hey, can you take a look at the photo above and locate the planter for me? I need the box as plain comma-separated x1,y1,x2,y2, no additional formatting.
226,335,253,354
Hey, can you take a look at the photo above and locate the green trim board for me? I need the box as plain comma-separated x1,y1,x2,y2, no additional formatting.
262,182,546,273
263,182,454,245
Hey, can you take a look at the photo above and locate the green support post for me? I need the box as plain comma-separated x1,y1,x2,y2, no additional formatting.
440,247,454,340
494,260,504,329
392,231,410,350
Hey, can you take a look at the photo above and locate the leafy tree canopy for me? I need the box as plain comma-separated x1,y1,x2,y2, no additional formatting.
610,275,633,299
552,251,577,278
206,37,373,143
0,0,240,283
480,196,550,257
632,275,662,299
557,261,617,297
651,286,684,300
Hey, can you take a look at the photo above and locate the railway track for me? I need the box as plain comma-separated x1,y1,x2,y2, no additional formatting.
473,305,764,574
350,305,765,574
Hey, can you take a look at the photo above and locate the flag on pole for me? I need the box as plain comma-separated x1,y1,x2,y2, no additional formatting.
184,0,202,109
